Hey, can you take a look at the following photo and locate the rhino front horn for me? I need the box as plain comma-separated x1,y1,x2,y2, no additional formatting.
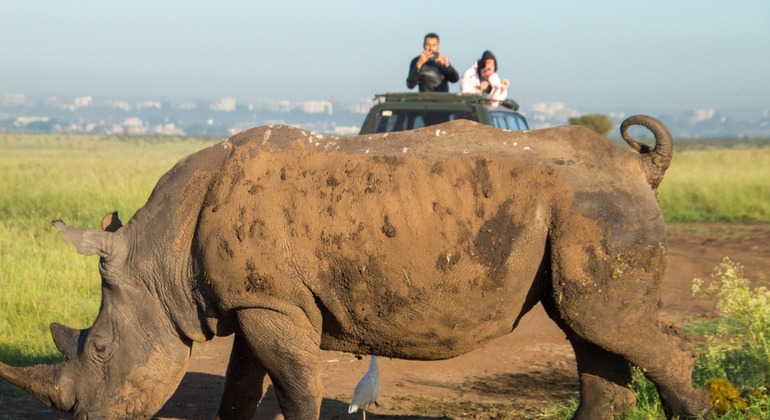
0,362,75,412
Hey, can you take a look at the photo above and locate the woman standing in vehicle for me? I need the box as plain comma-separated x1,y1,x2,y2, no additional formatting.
461,50,509,102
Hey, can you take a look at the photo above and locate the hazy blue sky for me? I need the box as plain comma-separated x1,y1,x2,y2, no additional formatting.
2,1,768,113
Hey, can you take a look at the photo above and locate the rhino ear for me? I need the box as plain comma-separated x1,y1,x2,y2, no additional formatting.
50,322,82,360
52,220,113,257
101,211,123,232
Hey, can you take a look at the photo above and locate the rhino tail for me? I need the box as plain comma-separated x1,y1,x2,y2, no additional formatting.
620,114,673,192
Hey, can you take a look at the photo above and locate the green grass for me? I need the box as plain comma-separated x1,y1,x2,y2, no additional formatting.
0,133,218,365
659,147,770,222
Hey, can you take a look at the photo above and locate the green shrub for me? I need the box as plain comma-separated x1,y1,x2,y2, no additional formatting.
569,114,613,136
692,258,770,389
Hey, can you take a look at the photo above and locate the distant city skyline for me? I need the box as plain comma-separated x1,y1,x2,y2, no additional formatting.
3,90,768,139
1,1,768,114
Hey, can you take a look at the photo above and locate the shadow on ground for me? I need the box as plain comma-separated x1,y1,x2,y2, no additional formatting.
158,372,452,419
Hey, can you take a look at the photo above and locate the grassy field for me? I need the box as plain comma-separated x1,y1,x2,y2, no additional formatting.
0,134,219,364
1,132,769,416
660,146,770,221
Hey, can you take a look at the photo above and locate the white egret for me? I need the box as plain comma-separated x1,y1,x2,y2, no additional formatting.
348,355,380,419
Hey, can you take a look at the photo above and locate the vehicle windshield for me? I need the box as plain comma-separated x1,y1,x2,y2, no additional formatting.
371,109,479,133
489,111,530,131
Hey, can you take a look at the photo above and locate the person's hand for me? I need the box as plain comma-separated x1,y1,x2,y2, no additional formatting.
416,49,433,70
435,53,450,68
501,78,510,90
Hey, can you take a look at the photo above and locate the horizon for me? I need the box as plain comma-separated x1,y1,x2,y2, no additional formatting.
5,91,768,118
2,1,769,115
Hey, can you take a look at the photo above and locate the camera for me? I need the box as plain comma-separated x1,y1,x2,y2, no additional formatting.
430,52,439,60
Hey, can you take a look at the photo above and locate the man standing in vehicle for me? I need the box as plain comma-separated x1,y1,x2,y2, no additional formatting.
406,33,459,92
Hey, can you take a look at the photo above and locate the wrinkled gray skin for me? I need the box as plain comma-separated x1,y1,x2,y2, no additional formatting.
0,117,709,419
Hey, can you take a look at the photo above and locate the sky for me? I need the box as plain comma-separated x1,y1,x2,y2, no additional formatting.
1,0,769,114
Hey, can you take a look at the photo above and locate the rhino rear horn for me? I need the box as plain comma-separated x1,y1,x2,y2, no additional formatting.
52,220,114,258
50,323,83,361
101,211,123,232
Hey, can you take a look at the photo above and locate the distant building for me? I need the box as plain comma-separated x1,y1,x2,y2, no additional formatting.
122,117,147,135
15,116,50,127
690,108,715,124
137,101,162,110
2,93,27,106
529,102,581,128
104,100,132,111
298,100,333,115
175,102,197,110
211,98,236,112
72,96,93,109
153,123,184,136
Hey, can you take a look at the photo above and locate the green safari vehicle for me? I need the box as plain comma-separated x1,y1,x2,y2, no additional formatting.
359,92,529,135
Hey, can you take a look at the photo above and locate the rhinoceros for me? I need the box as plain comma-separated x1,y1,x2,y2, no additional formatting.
0,116,709,419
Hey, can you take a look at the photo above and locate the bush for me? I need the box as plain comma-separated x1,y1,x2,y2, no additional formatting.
692,258,770,389
568,114,613,136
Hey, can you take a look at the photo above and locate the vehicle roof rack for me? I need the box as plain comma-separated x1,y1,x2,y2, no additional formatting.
374,92,519,111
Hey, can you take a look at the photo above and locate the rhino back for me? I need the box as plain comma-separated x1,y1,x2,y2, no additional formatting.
188,121,662,359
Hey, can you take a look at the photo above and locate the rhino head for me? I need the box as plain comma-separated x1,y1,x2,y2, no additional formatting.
0,213,192,418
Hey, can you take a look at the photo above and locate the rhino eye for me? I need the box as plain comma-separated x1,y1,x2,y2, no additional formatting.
88,333,116,361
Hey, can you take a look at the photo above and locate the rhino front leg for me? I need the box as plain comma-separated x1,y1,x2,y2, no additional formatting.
236,306,323,420
216,334,268,420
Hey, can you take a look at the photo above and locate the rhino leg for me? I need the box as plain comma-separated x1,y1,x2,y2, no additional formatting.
544,243,710,418
216,334,268,420
619,325,709,419
567,335,636,419
236,307,323,420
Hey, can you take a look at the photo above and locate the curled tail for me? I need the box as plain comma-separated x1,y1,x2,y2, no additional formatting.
620,115,674,192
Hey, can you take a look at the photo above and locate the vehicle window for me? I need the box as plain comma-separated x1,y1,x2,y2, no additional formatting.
504,114,519,130
372,110,478,133
515,114,529,130
491,114,508,130
490,111,528,131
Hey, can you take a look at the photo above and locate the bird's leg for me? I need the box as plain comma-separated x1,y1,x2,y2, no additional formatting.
362,409,366,420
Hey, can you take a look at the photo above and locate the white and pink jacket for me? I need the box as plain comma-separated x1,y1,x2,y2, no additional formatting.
460,62,508,102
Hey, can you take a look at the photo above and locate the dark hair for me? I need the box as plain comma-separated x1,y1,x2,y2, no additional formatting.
477,50,498,75
424,32,440,43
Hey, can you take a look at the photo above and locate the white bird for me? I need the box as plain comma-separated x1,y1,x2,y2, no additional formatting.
348,355,380,419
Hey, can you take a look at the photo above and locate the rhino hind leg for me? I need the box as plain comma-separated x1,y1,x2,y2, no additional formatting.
216,334,268,419
623,325,710,419
543,244,710,418
235,307,323,420
568,335,636,419
541,298,635,419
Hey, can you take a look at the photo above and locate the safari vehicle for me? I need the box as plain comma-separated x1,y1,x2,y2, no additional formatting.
359,92,529,134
